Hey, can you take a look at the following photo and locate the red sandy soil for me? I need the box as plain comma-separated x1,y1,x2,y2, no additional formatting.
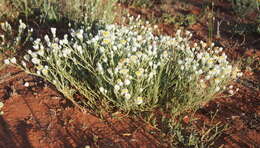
0,0,260,148
0,63,259,148
0,66,164,148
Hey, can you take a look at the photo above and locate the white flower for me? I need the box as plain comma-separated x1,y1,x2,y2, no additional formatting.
205,75,211,80
21,61,26,67
31,52,38,58
77,45,83,54
44,35,50,43
177,60,183,65
197,69,203,75
237,72,243,77
99,87,106,94
124,93,131,100
228,90,234,95
33,44,39,50
32,58,40,64
10,57,16,64
114,85,120,92
132,47,137,52
24,54,30,61
36,70,41,75
99,47,105,53
24,82,29,87
76,29,84,41
124,79,131,85
121,88,128,95
4,59,10,64
214,78,221,84
96,63,103,73
62,48,71,57
28,50,32,55
37,49,44,56
135,97,143,105
51,28,56,37
215,86,220,92
19,19,26,29
42,68,48,76
120,69,129,75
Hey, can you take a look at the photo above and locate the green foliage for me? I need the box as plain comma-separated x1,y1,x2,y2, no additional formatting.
119,0,155,8
162,13,197,27
148,111,228,148
240,56,260,72
228,0,259,17
1,0,118,23
230,22,260,35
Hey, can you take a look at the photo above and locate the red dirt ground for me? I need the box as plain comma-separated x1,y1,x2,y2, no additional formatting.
0,66,165,148
0,0,260,148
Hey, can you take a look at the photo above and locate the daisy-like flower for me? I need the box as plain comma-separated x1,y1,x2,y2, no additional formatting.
124,93,131,100
124,79,131,85
21,61,26,68
42,68,48,76
114,85,120,92
121,88,129,95
135,96,143,105
99,87,106,94
117,79,124,86
51,28,56,37
102,31,110,37
215,86,220,92
32,58,41,64
76,29,84,41
19,19,26,30
228,90,234,95
24,54,30,61
96,63,103,73
10,57,17,64
4,59,10,64
119,69,129,75
103,39,110,44
135,68,144,77
130,55,138,62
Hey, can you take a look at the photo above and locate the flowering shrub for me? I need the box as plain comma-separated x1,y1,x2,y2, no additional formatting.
3,17,242,115
0,20,32,59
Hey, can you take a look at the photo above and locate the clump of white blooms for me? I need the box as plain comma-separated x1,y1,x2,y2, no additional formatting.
3,17,243,113
1,20,33,61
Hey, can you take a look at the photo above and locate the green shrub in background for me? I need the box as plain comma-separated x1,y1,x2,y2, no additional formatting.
119,0,156,8
228,0,259,17
0,0,117,24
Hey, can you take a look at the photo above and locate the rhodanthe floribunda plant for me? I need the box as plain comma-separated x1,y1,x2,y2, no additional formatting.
3,17,243,115
0,20,33,60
